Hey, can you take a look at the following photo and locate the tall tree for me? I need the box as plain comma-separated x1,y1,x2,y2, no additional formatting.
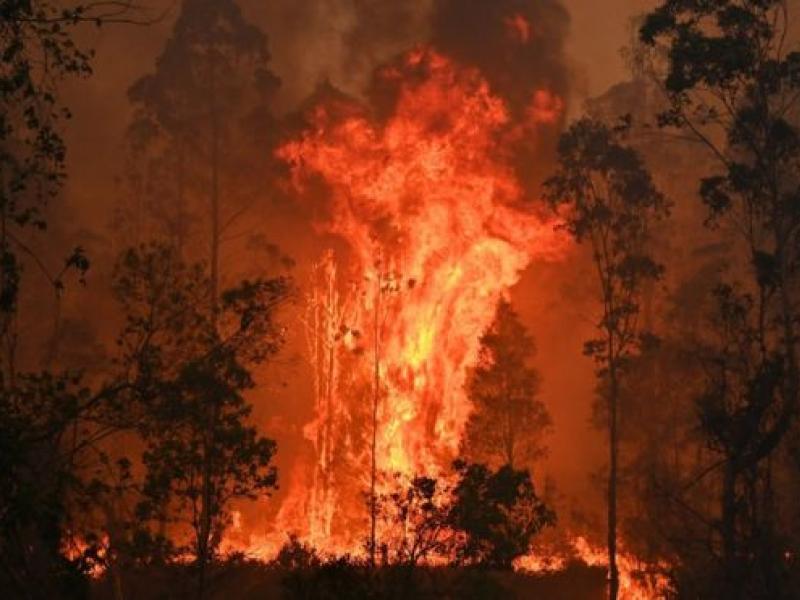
641,3,800,595
112,244,289,597
545,119,667,600
0,4,150,597
462,299,550,470
125,4,282,592
124,0,280,271
367,259,400,567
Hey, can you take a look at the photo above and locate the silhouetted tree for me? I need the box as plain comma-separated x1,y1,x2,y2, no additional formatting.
365,259,401,567
449,461,555,569
462,299,550,470
0,2,104,374
641,3,800,596
0,5,149,597
545,118,667,600
376,474,453,566
112,244,289,598
123,0,280,268
124,5,283,594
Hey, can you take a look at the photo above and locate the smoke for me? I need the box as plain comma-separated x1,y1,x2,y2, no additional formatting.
47,0,659,554
431,0,571,113
256,0,571,125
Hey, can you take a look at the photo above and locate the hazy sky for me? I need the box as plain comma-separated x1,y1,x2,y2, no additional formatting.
564,0,657,101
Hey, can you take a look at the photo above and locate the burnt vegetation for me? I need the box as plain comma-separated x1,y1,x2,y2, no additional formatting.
1,1,800,600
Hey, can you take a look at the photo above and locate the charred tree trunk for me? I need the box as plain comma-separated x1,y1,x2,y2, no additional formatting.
197,52,222,600
607,352,620,600
369,270,380,568
721,459,739,598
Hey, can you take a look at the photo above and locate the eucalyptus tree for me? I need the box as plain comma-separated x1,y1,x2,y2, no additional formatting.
641,3,800,595
545,118,667,600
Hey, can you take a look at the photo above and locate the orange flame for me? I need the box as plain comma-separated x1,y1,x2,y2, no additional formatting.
219,46,666,600
275,47,566,552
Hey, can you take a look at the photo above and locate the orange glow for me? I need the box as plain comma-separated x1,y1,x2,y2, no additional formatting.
274,46,566,553
505,13,533,44
517,537,670,599
528,89,565,125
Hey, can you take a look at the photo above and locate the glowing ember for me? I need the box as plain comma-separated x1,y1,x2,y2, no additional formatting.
527,89,565,125
505,13,533,44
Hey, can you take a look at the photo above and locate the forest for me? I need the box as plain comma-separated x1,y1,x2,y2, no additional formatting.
2,0,800,599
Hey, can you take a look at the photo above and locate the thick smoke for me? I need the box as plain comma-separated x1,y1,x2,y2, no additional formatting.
431,0,571,113
430,0,571,189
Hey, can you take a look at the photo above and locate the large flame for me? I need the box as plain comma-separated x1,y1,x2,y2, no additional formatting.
214,45,670,600
272,47,565,552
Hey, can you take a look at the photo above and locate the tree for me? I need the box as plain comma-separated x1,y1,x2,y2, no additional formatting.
448,461,555,569
124,5,283,593
0,4,152,597
364,258,401,567
462,299,550,470
376,474,453,566
0,371,130,598
545,118,667,600
111,244,290,598
641,3,800,596
123,0,280,269
0,2,98,374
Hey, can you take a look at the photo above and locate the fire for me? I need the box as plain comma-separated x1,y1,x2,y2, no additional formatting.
275,47,565,553
517,537,671,599
528,89,565,125
222,44,668,600
505,13,533,44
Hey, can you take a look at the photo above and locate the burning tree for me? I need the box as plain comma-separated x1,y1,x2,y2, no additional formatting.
375,474,452,566
277,47,565,556
545,119,667,600
299,251,353,548
462,299,551,470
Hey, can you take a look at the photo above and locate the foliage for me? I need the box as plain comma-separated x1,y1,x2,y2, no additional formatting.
0,2,92,233
449,461,555,570
545,116,667,599
641,2,800,596
545,118,667,373
120,0,281,253
274,534,322,571
0,2,143,325
376,474,453,566
0,372,97,597
462,299,550,469
112,244,289,562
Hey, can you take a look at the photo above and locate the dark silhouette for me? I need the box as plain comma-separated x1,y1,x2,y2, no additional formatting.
112,244,289,598
449,461,555,570
641,2,800,597
462,299,551,470
545,119,668,600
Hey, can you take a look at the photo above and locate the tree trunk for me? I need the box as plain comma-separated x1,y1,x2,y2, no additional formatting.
721,459,739,598
197,52,222,600
369,270,380,567
608,354,619,600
